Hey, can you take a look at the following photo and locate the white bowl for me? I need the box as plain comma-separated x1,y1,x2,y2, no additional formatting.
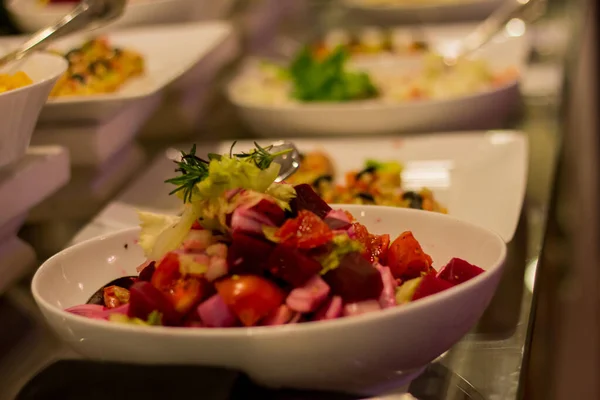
0,52,67,169
228,35,528,137
6,0,192,33
32,206,506,394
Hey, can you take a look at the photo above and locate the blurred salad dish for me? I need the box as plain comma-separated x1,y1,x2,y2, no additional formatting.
66,142,483,328
287,151,447,213
49,37,144,97
313,27,429,57
230,46,518,106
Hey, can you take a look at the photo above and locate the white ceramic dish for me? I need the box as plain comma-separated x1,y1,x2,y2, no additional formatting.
67,131,528,243
32,205,506,394
0,52,67,169
0,21,234,123
228,31,530,136
341,0,505,24
6,0,191,33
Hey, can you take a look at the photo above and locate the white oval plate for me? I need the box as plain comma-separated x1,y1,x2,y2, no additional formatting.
0,21,234,123
228,29,530,137
341,0,505,24
70,131,527,244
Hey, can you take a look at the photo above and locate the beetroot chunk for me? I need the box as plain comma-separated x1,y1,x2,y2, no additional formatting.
412,274,455,301
251,198,286,226
437,257,485,285
323,252,384,303
290,184,332,219
128,282,180,325
267,244,323,287
227,233,275,275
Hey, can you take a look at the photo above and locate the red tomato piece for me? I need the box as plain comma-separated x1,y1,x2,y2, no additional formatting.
387,231,433,280
275,210,333,249
215,275,285,327
352,223,390,264
151,252,181,291
167,277,207,314
151,252,206,314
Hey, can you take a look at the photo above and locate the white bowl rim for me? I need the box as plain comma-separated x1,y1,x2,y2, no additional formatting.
0,52,67,97
32,206,507,338
226,77,520,112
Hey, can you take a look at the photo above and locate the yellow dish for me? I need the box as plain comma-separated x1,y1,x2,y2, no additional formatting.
50,36,144,97
0,71,33,94
286,151,447,213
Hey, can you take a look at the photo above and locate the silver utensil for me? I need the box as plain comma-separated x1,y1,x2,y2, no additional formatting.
270,140,301,183
442,0,546,65
0,0,126,68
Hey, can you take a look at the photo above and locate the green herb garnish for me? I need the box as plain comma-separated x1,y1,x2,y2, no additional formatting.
165,144,209,203
165,142,292,203
287,46,378,102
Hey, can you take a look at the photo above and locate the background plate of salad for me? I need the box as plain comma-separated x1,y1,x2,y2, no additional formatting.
79,131,527,244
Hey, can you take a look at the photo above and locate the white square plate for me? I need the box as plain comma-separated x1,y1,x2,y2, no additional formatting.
0,21,234,123
77,131,527,243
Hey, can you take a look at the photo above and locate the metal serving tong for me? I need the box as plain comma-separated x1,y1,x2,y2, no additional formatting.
0,0,126,68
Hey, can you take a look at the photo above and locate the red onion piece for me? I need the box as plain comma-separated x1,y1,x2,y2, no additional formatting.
343,300,381,317
375,264,398,309
286,275,330,313
196,294,237,328
66,303,129,320
205,256,228,282
231,207,275,236
314,296,343,320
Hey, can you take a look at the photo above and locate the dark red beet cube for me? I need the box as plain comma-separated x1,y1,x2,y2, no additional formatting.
290,184,332,219
251,199,286,226
412,274,455,301
323,252,383,303
267,244,323,287
227,233,275,275
437,257,485,285
128,282,180,325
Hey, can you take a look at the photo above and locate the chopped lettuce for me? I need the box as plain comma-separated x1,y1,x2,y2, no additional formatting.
265,182,296,211
137,211,181,257
138,205,200,261
108,310,163,326
319,234,364,275
195,157,280,201
395,278,422,304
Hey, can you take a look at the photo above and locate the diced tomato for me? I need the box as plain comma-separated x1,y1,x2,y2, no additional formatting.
352,222,390,264
167,277,207,314
387,231,433,280
275,210,333,249
151,252,206,314
151,252,181,290
215,275,285,327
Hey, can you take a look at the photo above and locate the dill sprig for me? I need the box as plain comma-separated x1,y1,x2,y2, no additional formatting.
165,142,292,203
233,141,292,169
164,144,209,203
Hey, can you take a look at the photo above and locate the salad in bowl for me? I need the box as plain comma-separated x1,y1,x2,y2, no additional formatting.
32,142,507,393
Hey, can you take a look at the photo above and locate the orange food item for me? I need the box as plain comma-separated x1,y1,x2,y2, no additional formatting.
387,231,433,280
275,210,333,249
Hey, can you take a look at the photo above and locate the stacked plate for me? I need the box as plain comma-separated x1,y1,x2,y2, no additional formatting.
0,21,238,224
